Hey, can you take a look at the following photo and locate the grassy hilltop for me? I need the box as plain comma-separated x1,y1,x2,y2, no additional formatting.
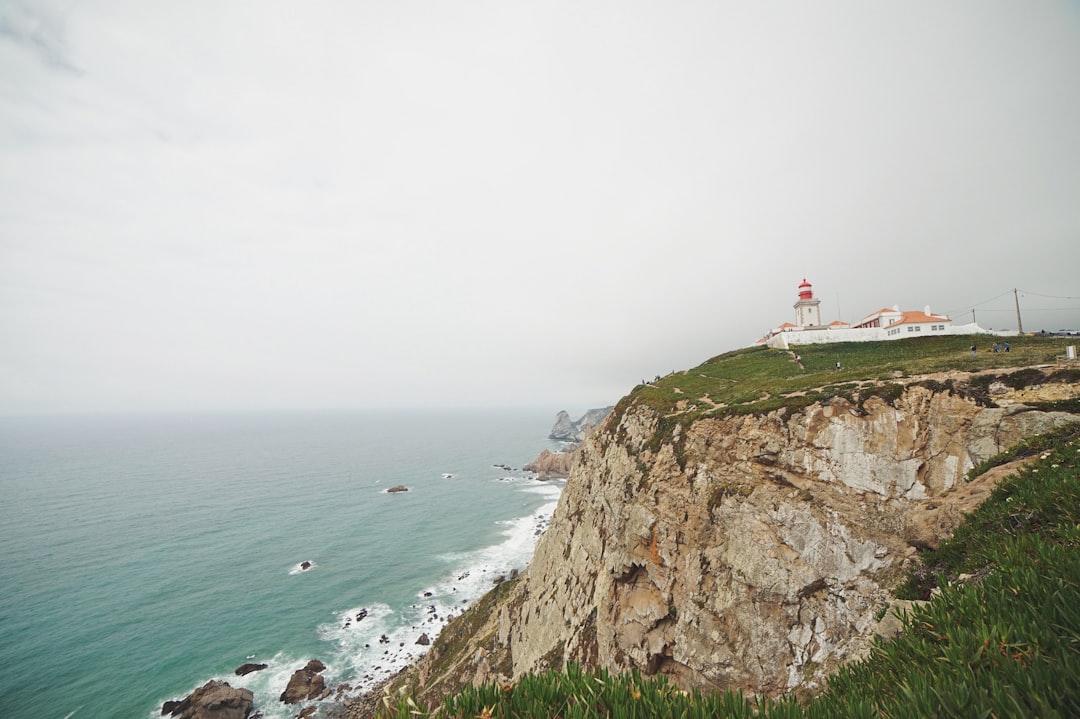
623,334,1077,418
375,336,1080,719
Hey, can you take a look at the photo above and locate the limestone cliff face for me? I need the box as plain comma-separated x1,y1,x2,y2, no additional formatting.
401,374,1079,702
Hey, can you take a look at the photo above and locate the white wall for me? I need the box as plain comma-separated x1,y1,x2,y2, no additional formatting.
764,322,993,349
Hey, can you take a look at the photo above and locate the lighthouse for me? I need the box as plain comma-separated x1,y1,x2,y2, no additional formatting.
794,278,822,327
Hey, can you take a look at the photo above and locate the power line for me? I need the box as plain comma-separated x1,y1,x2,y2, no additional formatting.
1018,289,1080,301
975,307,1080,312
944,287,1080,319
943,289,1014,318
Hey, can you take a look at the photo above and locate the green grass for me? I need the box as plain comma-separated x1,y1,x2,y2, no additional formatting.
617,335,1073,422
380,425,1080,719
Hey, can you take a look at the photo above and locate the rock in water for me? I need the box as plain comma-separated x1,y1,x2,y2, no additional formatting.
279,659,327,704
386,485,409,493
523,449,574,478
548,410,575,441
234,662,268,676
162,680,253,719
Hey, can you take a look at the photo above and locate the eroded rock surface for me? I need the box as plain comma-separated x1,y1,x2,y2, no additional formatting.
398,371,1078,702
162,680,253,719
523,449,574,478
280,659,327,705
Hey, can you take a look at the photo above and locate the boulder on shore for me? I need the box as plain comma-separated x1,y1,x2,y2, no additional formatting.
279,659,327,705
162,680,253,719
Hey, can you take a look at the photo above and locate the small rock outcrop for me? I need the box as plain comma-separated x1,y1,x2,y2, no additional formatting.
386,485,409,493
523,449,574,478
162,680,253,719
279,660,327,705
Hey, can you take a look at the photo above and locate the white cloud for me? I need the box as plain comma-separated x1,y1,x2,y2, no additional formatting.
2,0,1079,414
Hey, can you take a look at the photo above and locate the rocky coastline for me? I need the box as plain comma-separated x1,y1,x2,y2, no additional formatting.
159,411,584,719
369,363,1080,709
160,371,1080,716
522,407,614,479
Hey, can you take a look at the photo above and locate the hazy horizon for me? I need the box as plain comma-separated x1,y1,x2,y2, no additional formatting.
3,1,1079,416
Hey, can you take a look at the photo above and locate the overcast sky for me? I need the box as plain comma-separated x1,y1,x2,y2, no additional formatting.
2,1,1079,415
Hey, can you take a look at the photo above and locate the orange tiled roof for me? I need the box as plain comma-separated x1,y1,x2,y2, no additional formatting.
885,311,950,327
829,320,851,327
777,322,798,329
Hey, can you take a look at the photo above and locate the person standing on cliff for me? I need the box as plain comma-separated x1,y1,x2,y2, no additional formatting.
971,344,977,356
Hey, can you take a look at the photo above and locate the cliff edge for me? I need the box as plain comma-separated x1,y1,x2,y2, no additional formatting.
384,339,1080,707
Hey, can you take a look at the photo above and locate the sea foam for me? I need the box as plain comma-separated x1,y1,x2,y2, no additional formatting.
317,477,563,695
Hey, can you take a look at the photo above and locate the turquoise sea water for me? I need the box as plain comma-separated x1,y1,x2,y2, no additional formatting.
0,410,563,719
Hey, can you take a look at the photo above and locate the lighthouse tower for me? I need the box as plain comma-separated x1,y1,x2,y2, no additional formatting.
794,278,822,327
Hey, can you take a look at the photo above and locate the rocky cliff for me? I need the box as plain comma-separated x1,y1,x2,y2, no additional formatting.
389,364,1079,706
522,448,575,478
549,407,614,444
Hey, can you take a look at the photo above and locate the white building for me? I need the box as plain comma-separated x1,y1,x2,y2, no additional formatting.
761,279,989,349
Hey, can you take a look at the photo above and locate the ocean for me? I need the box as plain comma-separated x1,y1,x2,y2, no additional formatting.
0,410,564,719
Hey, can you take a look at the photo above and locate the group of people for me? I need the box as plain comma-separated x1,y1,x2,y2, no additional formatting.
971,341,1010,355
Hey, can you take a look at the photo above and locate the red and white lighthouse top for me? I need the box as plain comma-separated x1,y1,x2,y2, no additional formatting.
798,278,813,300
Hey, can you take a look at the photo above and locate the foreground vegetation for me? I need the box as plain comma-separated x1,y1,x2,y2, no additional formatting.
381,421,1080,719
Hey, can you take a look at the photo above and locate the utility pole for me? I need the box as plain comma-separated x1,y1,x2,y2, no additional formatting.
1014,288,1024,334
972,309,976,325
